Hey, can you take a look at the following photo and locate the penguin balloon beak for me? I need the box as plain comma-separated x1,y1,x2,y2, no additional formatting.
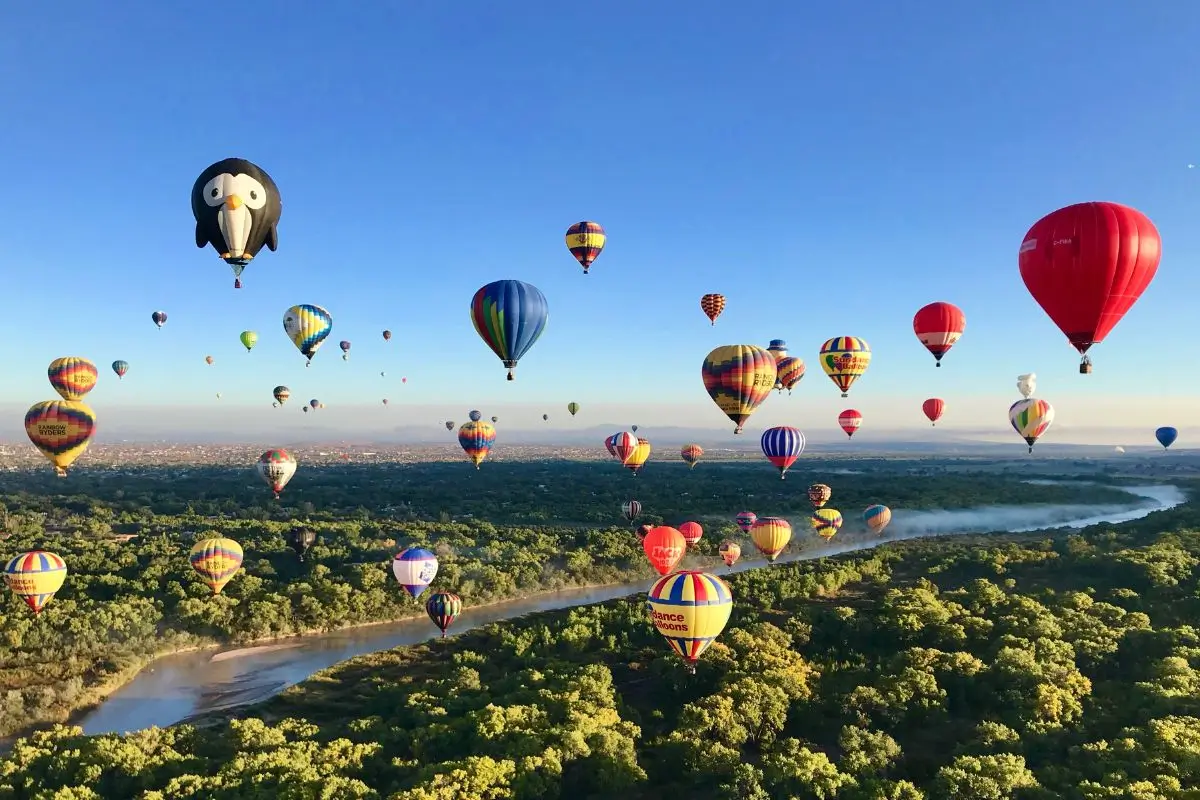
225,195,243,210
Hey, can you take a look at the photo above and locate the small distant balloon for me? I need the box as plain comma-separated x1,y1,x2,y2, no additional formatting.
111,360,129,379
340,340,351,360
565,221,606,274
240,331,258,352
152,311,167,329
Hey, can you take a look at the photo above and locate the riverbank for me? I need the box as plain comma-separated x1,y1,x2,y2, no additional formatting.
73,484,1185,737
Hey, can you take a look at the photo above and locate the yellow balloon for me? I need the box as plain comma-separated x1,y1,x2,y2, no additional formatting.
625,437,652,475
750,517,792,562
811,508,844,540
701,345,777,433
4,551,68,614
25,400,97,476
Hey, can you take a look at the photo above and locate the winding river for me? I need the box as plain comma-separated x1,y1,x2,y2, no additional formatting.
79,484,1185,736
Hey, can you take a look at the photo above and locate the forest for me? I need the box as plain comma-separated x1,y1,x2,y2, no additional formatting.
3,484,1200,796
0,459,1181,775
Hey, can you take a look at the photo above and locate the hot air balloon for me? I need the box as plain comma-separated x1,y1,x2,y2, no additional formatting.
1009,398,1055,454
647,570,733,672
339,340,351,360
565,221,606,274
1156,426,1178,450
625,438,652,475
702,345,777,433
923,398,945,426
458,420,497,468
288,527,316,560
603,434,618,459
469,410,483,422
490,415,497,423
1024,204,1164,374
189,537,244,594
303,406,309,414
735,511,757,534
637,524,653,541
808,483,832,509
839,410,863,439
48,358,98,401
750,517,792,562
1017,373,1037,399
863,505,892,534
767,340,788,362
382,398,389,406
191,158,281,288
470,280,549,380
205,355,215,366
643,526,686,575
567,402,580,417
152,311,167,329
681,444,704,469
240,331,258,352
283,304,333,367
719,541,741,568
632,425,639,433
3,551,67,615
761,426,805,478
820,337,871,397
776,357,806,394
811,508,843,540
26,401,96,476
215,393,222,400
622,500,642,522
309,399,320,410
392,547,439,598
913,302,966,367
256,448,297,499
542,414,549,422
426,591,462,638
679,521,704,547
382,330,392,341
445,421,455,432
700,293,726,325
111,360,129,380
273,385,290,406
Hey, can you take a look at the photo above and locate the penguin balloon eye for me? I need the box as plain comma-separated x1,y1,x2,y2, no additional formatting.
230,174,269,210
201,174,236,207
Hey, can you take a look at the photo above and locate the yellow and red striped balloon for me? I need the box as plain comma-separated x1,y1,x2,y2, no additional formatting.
701,345,776,433
700,293,726,325
819,337,871,397
646,570,733,670
565,221,606,274
4,550,68,614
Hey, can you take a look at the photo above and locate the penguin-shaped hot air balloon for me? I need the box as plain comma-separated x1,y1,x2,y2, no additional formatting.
191,158,282,288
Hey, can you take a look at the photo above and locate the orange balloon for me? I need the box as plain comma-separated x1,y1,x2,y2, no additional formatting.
642,526,686,575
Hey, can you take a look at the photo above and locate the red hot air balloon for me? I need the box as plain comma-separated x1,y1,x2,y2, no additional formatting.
913,302,965,367
922,398,945,426
838,409,863,438
1019,202,1161,374
678,521,703,547
642,526,686,575
611,431,638,465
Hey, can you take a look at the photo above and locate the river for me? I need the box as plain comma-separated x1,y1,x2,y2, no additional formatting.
79,483,1185,736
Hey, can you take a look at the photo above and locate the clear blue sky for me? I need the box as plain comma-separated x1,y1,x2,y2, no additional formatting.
3,1,1199,439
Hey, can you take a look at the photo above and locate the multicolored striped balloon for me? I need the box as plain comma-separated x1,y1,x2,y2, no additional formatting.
718,541,741,568
776,357,806,393
1009,398,1055,454
565,221,606,274
426,591,462,637
48,357,98,401
701,344,777,433
458,420,497,468
25,401,97,476
863,504,892,534
189,537,244,594
700,294,726,325
680,444,704,469
4,550,68,614
470,280,549,380
735,511,757,534
647,570,733,671
282,304,333,366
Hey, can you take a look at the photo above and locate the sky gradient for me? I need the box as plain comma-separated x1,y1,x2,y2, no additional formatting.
3,1,1199,447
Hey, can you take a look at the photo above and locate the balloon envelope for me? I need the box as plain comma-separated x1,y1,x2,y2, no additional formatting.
863,505,892,534
643,526,686,575
3,551,68,614
750,517,792,561
913,302,965,366
701,344,777,433
1156,426,1178,449
48,357,98,401
189,537,244,594
760,426,805,477
470,280,549,380
392,547,439,598
647,570,733,667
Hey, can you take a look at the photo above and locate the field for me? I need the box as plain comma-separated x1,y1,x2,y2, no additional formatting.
0,452,1198,798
